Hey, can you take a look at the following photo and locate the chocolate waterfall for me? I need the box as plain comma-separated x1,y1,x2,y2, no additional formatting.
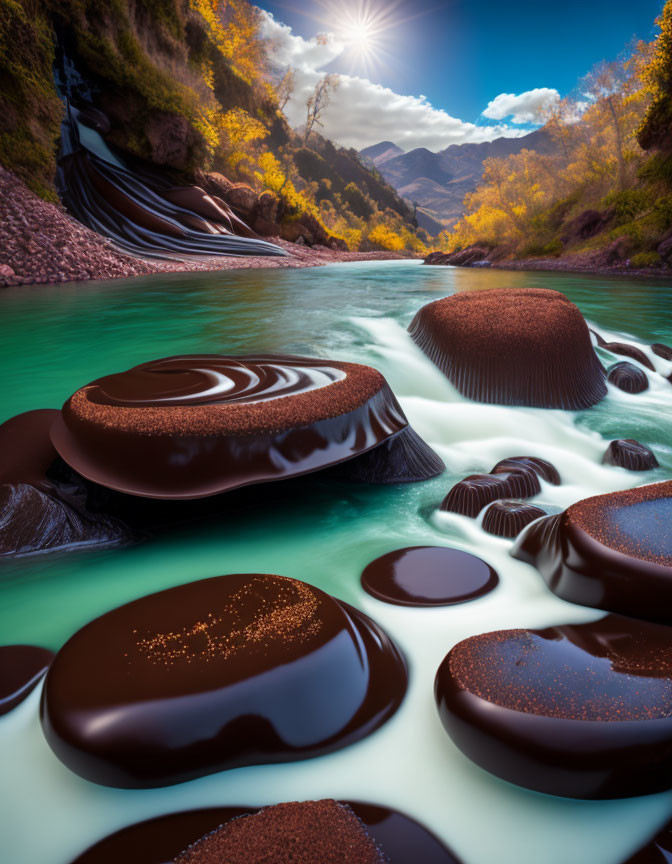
56,104,287,260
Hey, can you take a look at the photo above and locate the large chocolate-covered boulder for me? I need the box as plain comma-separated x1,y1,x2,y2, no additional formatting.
408,289,606,409
512,482,672,624
42,574,407,788
69,802,460,864
435,615,672,799
482,500,546,538
50,354,417,499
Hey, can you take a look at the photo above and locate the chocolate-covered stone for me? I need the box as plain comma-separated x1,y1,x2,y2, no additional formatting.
0,482,131,558
603,439,659,471
69,802,460,864
441,472,537,518
42,574,407,788
408,289,606,409
327,426,445,484
0,409,133,557
173,801,387,864
607,362,649,394
512,482,672,624
361,546,498,607
51,354,410,499
491,456,561,486
435,615,672,798
482,500,547,538
0,409,60,485
602,342,655,371
0,645,54,716
652,342,672,361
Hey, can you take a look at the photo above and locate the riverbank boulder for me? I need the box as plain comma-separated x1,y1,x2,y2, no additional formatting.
435,615,672,798
42,573,407,787
409,288,607,409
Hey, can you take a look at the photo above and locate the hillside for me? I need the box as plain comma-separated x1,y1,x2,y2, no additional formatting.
361,129,556,233
0,0,424,256
427,8,672,274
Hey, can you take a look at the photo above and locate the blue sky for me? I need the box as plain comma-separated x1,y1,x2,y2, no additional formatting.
258,0,665,151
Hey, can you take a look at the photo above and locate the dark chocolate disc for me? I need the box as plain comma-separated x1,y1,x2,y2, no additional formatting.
68,802,460,864
482,500,547,538
435,615,672,799
0,645,54,715
408,289,606,409
51,354,409,499
607,362,649,394
651,342,672,361
603,439,659,471
361,546,498,607
512,482,672,624
491,456,561,486
42,573,407,788
601,342,655,371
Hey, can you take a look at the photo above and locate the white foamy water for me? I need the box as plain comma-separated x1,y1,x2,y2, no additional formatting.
2,309,672,864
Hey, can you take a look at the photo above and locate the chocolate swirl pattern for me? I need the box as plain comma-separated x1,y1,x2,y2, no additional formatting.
51,354,409,499
86,355,348,408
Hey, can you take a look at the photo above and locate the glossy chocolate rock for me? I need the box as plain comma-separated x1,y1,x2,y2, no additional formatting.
51,354,410,499
482,500,546,538
602,342,655,371
327,426,445,484
491,456,561,486
435,615,672,799
512,482,672,624
603,439,659,471
408,289,606,409
173,801,387,864
361,546,498,607
652,342,672,362
0,409,133,558
42,574,407,788
441,472,537,518
0,482,131,558
608,362,649,394
0,645,54,716
0,409,60,485
69,802,460,864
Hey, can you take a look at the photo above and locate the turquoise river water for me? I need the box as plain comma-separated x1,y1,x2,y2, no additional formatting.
1,260,672,864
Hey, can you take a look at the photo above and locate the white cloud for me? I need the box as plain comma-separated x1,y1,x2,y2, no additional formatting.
260,11,529,152
482,88,560,125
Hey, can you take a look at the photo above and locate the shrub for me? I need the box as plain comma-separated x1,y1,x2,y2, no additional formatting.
602,189,652,225
630,251,662,267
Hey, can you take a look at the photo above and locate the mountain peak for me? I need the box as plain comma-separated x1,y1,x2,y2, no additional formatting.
359,141,405,167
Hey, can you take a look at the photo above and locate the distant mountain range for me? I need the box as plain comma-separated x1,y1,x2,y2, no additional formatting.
360,130,556,236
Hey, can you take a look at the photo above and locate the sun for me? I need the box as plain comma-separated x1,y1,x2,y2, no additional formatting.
344,19,374,51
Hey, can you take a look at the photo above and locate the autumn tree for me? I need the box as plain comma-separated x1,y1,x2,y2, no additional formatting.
304,73,339,145
275,67,296,111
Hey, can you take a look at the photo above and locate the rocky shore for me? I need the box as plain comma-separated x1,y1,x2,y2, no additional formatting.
0,165,410,289
424,242,672,280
